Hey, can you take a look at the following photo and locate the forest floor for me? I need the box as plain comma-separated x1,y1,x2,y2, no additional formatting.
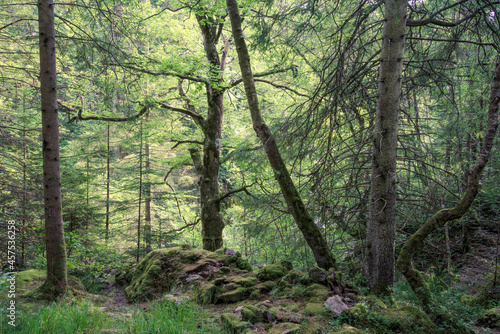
3,222,500,333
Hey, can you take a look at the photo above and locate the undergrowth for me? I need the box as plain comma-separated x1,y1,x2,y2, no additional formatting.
0,299,227,333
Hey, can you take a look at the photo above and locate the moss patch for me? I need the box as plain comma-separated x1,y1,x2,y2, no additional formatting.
477,307,500,328
268,322,301,334
349,303,436,334
258,264,289,281
305,302,325,316
304,283,329,301
221,313,250,333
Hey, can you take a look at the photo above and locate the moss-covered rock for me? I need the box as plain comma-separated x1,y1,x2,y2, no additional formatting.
241,304,264,323
477,307,500,328
308,266,329,285
221,313,250,333
249,289,261,300
259,280,276,293
258,264,289,281
304,283,329,301
268,322,301,334
279,260,293,271
218,287,251,303
220,267,231,274
115,268,134,286
333,324,364,333
467,275,500,307
304,302,325,316
349,304,436,333
234,276,259,287
281,269,306,286
124,247,250,302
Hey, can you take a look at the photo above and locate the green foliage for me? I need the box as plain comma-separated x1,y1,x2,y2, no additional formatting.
1,300,110,334
66,233,130,293
0,299,226,334
123,299,225,334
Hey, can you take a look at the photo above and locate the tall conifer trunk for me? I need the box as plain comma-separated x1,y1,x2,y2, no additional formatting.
226,0,336,270
38,0,67,298
365,0,407,295
196,16,225,252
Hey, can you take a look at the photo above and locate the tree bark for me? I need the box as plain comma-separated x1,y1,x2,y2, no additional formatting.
144,125,152,253
105,124,110,243
396,58,500,331
136,119,143,262
38,0,67,298
195,16,225,251
364,0,407,295
226,0,336,270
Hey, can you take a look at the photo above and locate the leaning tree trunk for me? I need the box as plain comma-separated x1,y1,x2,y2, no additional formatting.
364,0,407,296
226,0,336,270
38,0,67,299
396,58,500,332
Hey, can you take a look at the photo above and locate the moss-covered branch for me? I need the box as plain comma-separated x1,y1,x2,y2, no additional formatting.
396,58,500,331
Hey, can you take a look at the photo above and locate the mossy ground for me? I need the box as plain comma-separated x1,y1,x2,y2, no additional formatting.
2,245,497,333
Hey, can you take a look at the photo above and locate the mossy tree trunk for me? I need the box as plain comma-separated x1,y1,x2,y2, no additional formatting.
195,15,225,251
364,0,407,296
38,0,68,299
396,58,500,331
226,0,336,271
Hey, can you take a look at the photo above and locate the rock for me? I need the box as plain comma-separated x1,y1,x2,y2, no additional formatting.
349,304,436,333
115,268,133,286
263,309,278,322
259,280,276,292
218,287,250,303
234,276,259,287
324,295,349,315
241,305,264,323
186,274,202,283
333,324,363,333
220,266,231,274
234,305,245,315
268,322,301,334
249,289,261,300
280,260,293,271
214,277,229,286
281,269,306,286
225,248,236,256
304,283,329,301
304,302,325,316
221,313,249,333
477,307,500,328
308,266,329,285
258,264,289,281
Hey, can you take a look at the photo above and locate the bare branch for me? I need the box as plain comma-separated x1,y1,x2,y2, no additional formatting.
217,183,255,203
122,64,207,83
58,99,151,123
158,102,206,131
229,65,298,87
168,219,200,233
171,139,203,149
254,78,309,97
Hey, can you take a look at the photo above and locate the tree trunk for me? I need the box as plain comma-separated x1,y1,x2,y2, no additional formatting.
144,130,152,253
226,0,336,270
196,16,225,252
105,124,111,243
364,0,407,295
396,58,500,331
38,0,67,298
137,120,143,262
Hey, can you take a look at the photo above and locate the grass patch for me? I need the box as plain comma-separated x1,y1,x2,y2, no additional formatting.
121,299,226,333
1,300,111,334
0,298,228,334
